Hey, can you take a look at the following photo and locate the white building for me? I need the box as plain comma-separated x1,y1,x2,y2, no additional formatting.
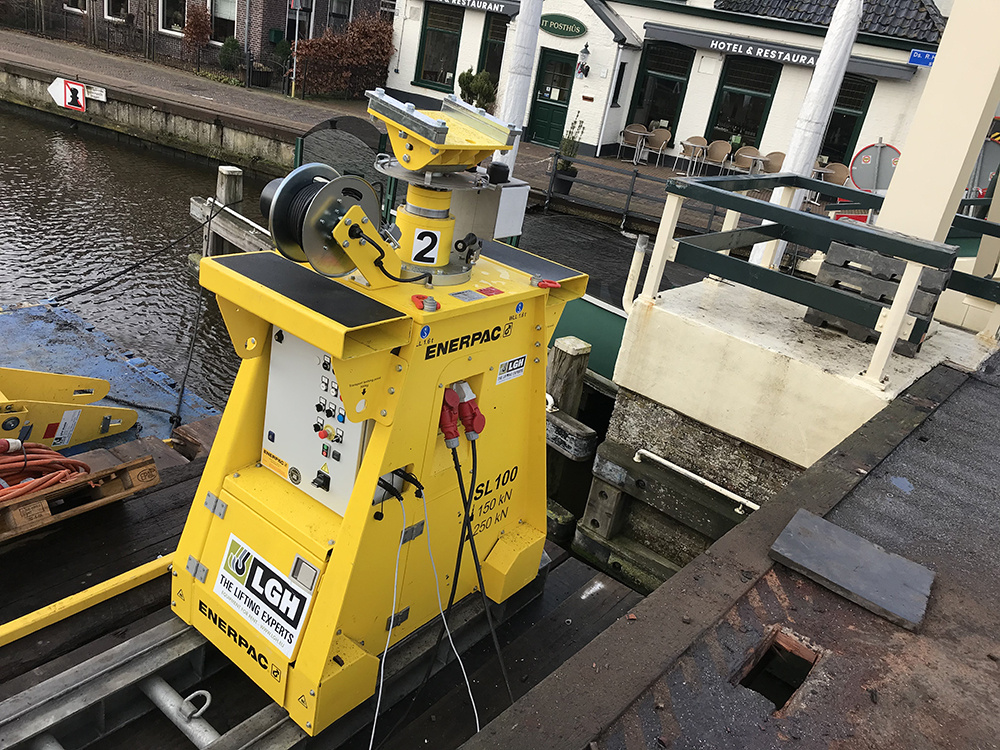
383,0,948,165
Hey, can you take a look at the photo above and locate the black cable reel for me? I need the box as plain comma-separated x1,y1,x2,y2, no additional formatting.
261,163,382,278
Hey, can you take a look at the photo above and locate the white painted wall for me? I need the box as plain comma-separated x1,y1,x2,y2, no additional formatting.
386,0,933,163
386,0,490,105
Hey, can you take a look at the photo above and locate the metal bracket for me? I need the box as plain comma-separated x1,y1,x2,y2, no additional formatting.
386,606,410,631
185,556,209,584
401,520,424,544
204,492,228,520
101,415,111,434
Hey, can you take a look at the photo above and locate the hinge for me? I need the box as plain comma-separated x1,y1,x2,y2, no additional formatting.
386,606,410,631
186,555,209,583
204,492,228,519
401,520,424,544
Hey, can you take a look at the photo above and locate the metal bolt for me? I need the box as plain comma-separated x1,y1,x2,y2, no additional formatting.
343,240,350,248
310,690,315,696
345,218,352,226
307,723,312,729
172,601,176,606
337,629,342,635
233,472,240,478
361,640,365,646
389,387,395,394
255,462,262,468
398,130,407,138
362,217,369,224
534,358,540,363
536,325,541,330
490,366,494,371
439,383,443,388
396,365,403,372
324,245,329,251
402,154,410,163
360,239,367,246
468,355,472,361
328,539,335,545
500,529,505,535
381,409,387,417
519,518,523,524
172,570,178,577
535,341,541,347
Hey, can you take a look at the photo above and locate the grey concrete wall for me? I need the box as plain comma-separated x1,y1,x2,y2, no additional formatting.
0,59,296,176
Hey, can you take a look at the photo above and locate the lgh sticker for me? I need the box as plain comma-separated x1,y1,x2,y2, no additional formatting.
214,534,313,658
497,355,527,385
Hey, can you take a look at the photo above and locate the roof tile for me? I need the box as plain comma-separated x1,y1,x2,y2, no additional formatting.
714,0,946,44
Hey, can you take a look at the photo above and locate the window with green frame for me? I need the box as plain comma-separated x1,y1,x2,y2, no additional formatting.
820,73,876,165
629,42,695,142
706,57,782,148
478,13,507,85
414,3,465,91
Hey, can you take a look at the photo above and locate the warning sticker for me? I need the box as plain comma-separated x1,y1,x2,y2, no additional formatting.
477,286,505,296
214,534,313,658
450,289,487,302
261,449,288,475
51,409,81,447
497,355,527,385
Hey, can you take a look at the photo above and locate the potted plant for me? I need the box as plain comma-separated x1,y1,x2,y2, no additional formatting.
553,112,585,196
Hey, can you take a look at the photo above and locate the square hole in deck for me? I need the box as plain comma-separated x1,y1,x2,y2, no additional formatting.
736,629,819,710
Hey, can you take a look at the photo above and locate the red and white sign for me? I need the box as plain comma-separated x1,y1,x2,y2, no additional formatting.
46,77,87,113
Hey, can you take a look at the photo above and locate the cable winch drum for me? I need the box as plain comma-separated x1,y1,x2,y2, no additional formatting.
263,163,340,263
261,163,382,278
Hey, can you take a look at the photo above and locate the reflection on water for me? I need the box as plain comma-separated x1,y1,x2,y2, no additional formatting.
0,106,268,408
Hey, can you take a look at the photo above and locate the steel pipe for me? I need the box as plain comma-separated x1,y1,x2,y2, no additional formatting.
633,448,760,512
139,676,220,749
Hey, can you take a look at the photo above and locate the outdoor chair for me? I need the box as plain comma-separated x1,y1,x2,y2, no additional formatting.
672,135,707,174
729,146,761,174
825,162,851,186
702,140,732,175
618,124,648,162
644,128,672,168
763,151,786,173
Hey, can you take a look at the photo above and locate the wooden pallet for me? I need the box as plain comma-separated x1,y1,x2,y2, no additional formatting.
0,456,160,543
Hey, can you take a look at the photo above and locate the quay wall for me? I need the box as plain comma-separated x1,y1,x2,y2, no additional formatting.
0,60,296,176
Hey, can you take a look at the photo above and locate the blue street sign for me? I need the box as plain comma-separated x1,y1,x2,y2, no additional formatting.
909,49,936,67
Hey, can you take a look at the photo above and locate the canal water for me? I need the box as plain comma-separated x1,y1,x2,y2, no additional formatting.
0,105,267,408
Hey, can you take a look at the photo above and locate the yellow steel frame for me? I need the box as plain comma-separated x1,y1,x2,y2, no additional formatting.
0,556,170,647
0,367,136,449
172,246,586,734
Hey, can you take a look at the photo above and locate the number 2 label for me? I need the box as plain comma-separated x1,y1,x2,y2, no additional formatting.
412,229,442,265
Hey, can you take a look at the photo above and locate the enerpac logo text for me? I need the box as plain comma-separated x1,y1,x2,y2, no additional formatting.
425,326,502,360
214,534,313,658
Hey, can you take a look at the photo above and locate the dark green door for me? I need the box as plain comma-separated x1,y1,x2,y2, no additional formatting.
527,48,576,147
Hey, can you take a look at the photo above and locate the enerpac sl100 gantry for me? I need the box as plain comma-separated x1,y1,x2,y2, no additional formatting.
172,89,586,735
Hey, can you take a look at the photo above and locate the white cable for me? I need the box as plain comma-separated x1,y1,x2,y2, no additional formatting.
368,496,406,750
421,490,481,732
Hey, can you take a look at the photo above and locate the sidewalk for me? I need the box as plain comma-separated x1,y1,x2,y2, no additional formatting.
0,28,369,133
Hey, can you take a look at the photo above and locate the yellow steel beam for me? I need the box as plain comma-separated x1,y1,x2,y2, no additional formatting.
0,556,172,648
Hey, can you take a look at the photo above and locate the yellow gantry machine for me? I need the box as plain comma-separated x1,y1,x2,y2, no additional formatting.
172,90,586,734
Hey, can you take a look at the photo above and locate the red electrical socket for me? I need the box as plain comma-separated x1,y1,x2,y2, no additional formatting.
440,388,461,448
458,398,486,439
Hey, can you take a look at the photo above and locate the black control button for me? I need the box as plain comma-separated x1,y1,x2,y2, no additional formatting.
325,408,334,418
313,423,322,433
315,403,324,412
332,451,341,462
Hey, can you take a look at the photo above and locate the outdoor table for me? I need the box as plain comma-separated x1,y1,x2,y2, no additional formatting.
679,141,708,175
632,132,651,165
746,154,769,175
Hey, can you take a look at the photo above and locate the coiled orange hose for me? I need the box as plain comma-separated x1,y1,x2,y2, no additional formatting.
0,443,91,503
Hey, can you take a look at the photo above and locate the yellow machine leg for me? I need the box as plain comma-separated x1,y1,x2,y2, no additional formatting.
0,367,136,449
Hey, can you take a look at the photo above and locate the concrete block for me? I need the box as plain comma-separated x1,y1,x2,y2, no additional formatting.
769,509,934,630
826,242,950,292
815,263,938,316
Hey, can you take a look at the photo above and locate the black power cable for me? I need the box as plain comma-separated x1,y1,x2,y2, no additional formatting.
346,223,432,285
451,443,515,705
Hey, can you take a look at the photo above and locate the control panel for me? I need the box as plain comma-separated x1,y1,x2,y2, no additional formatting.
262,329,370,516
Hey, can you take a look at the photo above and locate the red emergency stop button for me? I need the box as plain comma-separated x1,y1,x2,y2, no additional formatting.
318,429,329,440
